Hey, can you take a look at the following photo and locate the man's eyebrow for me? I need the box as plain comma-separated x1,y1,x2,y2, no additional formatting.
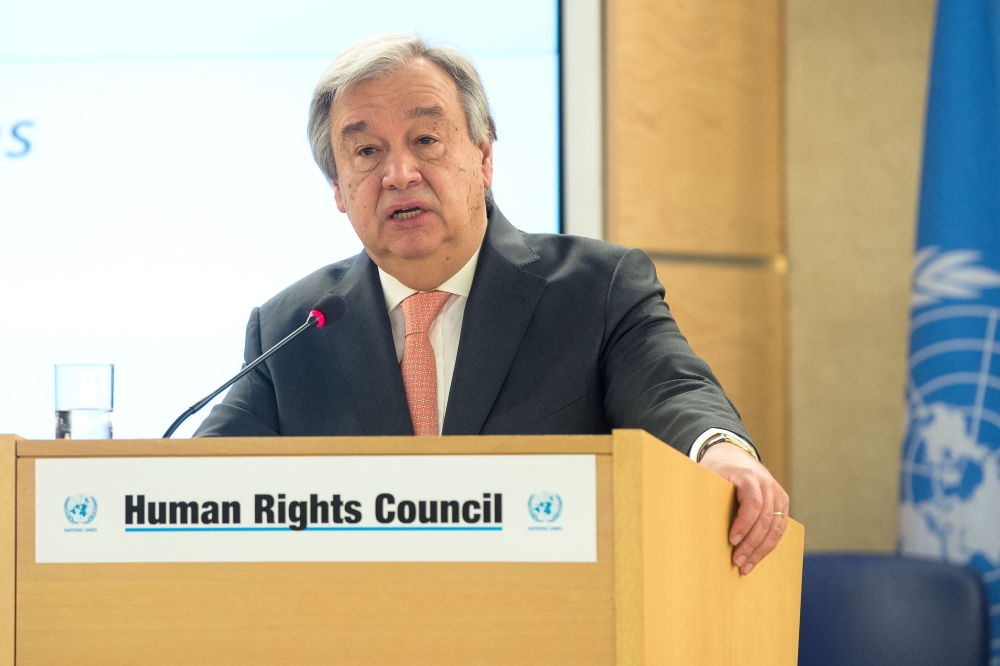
340,120,367,138
406,105,445,120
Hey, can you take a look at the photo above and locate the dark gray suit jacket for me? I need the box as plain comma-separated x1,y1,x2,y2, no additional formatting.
194,208,751,454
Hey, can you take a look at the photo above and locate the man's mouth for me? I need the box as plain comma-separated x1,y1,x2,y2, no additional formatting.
390,207,425,220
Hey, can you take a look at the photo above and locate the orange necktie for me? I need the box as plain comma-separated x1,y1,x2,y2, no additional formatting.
400,290,450,436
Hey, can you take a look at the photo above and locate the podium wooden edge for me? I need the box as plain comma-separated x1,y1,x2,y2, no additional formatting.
1,435,17,666
611,429,805,666
612,429,645,666
15,434,614,458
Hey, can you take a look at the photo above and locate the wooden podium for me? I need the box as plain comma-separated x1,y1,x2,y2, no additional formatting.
0,430,803,665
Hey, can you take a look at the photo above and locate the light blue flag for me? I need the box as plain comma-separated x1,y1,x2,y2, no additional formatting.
899,1,1000,662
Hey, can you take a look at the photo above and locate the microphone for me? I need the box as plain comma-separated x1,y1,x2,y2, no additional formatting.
162,295,346,438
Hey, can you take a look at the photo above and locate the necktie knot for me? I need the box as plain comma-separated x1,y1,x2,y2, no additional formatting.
401,290,450,337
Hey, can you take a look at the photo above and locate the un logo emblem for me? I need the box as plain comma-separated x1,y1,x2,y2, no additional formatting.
64,494,98,525
900,248,1000,598
527,492,563,523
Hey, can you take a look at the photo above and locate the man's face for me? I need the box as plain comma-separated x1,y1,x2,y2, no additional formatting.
329,59,493,285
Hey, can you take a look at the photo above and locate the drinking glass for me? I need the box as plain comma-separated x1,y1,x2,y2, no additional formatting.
55,364,114,439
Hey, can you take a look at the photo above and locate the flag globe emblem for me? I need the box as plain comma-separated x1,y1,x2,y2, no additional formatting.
900,249,1000,584
527,492,563,523
64,494,98,525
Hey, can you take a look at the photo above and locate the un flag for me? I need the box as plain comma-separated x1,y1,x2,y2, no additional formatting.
898,2,1000,663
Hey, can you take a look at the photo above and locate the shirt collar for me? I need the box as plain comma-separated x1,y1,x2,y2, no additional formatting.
378,246,482,313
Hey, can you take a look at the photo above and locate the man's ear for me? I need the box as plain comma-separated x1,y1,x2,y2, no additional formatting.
478,139,494,189
332,179,347,214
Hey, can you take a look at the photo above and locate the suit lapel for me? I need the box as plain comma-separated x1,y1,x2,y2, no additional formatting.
443,210,547,435
321,252,413,435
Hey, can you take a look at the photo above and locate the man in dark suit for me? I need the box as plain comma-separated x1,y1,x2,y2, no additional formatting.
195,33,789,574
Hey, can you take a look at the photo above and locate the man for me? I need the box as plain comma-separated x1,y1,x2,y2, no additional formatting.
195,33,789,574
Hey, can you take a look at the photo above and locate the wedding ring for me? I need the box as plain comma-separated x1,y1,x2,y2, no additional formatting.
773,511,784,517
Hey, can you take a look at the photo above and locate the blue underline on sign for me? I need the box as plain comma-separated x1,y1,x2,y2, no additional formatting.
125,526,504,532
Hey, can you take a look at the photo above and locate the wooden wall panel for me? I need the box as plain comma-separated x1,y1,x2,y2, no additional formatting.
606,0,784,256
605,0,788,483
655,262,788,484
786,0,933,550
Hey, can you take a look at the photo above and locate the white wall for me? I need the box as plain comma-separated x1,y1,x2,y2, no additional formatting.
0,1,560,439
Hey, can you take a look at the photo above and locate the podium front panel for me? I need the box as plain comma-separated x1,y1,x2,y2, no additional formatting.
1,432,803,666
14,436,617,666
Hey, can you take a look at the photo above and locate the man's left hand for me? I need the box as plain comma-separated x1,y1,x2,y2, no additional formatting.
699,442,790,575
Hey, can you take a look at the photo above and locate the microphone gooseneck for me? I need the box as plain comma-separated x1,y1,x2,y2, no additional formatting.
162,295,346,438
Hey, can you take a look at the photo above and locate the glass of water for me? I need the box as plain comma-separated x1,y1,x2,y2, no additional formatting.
55,364,114,439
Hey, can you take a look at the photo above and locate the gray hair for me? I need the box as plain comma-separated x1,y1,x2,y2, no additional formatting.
308,33,498,188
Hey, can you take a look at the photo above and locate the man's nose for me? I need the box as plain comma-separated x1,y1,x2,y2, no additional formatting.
382,149,422,190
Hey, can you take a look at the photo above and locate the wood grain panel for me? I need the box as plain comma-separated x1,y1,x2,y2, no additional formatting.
16,453,616,666
17,435,613,459
606,0,784,255
655,262,788,484
0,436,15,666
619,431,802,665
611,431,643,666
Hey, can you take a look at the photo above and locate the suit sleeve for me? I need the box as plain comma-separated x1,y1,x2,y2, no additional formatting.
193,307,281,437
600,248,753,454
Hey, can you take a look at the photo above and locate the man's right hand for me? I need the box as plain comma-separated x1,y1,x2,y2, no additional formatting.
699,442,790,575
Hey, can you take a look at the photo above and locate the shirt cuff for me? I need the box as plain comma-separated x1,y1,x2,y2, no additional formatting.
689,428,758,462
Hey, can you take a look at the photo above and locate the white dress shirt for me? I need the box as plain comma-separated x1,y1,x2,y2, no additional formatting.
378,248,480,435
377,247,754,459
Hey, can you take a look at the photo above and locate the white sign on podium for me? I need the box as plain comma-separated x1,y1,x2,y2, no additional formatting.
35,455,597,564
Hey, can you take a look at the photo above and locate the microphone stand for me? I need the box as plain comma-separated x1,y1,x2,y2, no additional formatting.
162,313,320,438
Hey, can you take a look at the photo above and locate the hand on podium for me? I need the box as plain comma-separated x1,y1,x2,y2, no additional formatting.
700,443,790,576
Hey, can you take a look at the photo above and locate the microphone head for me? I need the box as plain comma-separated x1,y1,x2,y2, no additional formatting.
309,294,346,329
